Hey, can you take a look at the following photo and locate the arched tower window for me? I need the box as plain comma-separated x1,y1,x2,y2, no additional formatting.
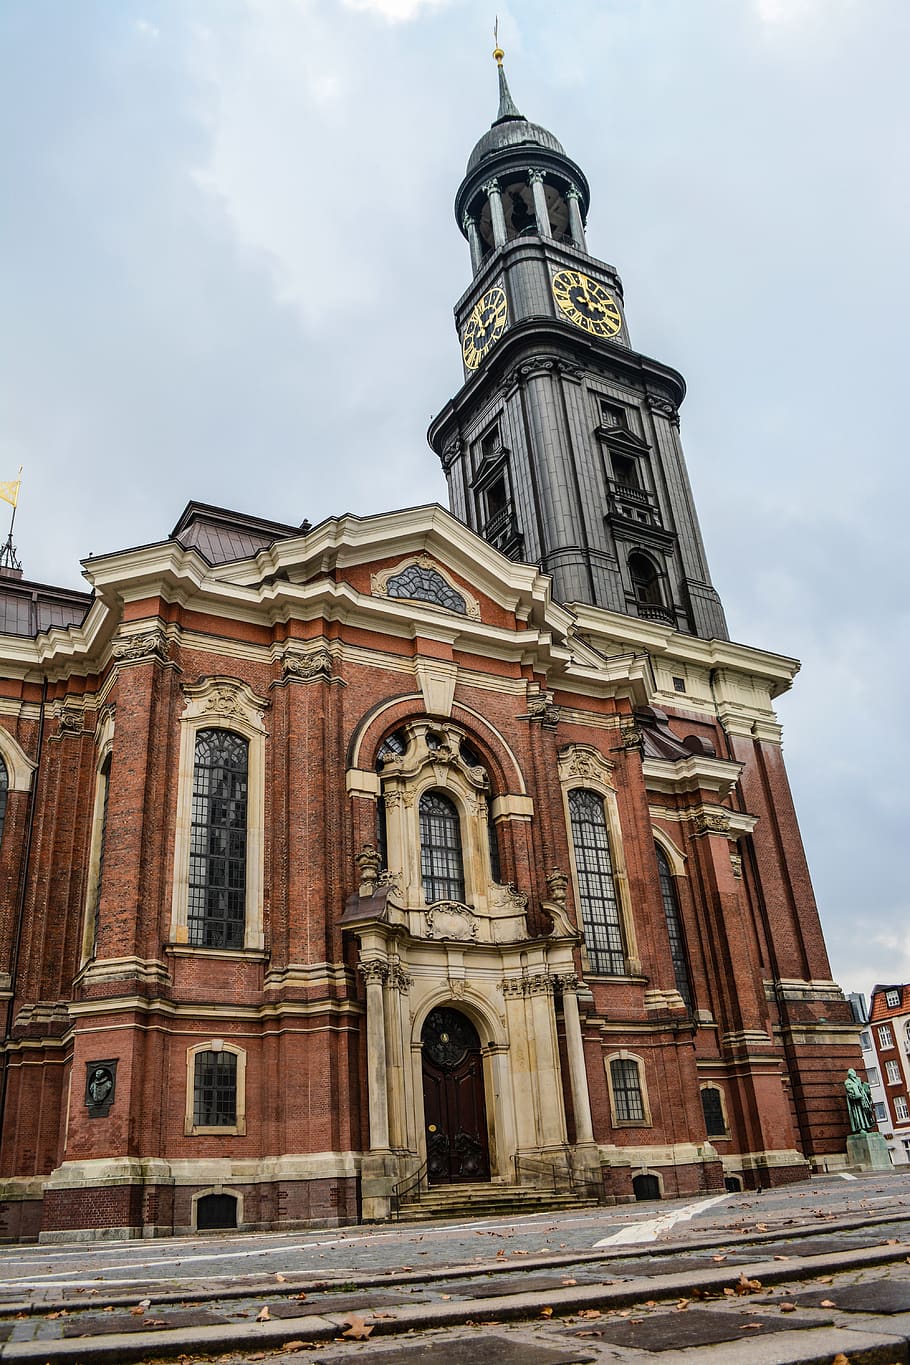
88,754,112,957
568,788,626,975
0,756,7,845
189,730,248,949
656,844,693,1011
419,791,465,905
629,552,663,606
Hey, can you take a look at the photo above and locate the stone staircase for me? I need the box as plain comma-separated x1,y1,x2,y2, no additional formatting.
396,1181,599,1222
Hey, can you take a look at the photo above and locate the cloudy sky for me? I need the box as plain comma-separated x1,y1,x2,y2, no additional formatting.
2,0,907,1002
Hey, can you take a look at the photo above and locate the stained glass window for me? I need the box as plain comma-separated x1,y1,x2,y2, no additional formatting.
568,789,625,975
385,565,467,614
188,730,248,949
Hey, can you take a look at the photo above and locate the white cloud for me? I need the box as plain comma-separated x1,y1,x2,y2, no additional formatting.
341,0,448,21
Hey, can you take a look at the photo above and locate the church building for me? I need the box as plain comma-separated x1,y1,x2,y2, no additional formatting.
0,55,860,1241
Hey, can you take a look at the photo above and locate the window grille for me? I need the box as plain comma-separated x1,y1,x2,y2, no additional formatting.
419,791,465,904
568,789,625,975
193,1050,237,1126
188,730,248,949
611,1057,645,1122
656,845,692,1010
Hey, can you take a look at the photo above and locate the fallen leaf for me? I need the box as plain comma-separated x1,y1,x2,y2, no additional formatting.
561,1278,577,1286
256,1306,271,1322
282,1343,307,1352
723,1287,736,1297
816,1276,834,1284
342,1313,374,1341
780,1302,797,1313
773,1254,791,1261
740,1323,764,1330
130,1306,146,1316
578,1309,601,1319
540,1306,553,1318
820,1298,837,1308
275,1272,287,1283
831,1356,849,1365
441,1294,452,1301
711,1254,726,1263
294,1291,308,1301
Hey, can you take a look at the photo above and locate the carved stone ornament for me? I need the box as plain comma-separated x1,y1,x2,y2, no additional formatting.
440,437,463,472
425,902,478,942
181,677,269,733
730,852,744,879
524,686,560,730
691,809,732,837
558,744,614,788
552,972,579,994
527,167,545,185
388,963,412,993
358,959,388,987
481,177,501,197
111,628,169,663
55,706,83,736
488,882,529,914
647,393,680,428
502,356,583,392
618,718,643,752
356,842,383,896
546,868,569,905
501,973,553,997
282,648,332,680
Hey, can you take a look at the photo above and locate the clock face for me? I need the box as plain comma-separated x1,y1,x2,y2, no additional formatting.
551,269,622,338
462,286,508,370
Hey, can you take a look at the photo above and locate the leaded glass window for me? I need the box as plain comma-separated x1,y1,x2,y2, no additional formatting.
188,730,248,949
0,757,7,845
419,791,465,904
656,845,693,1011
701,1086,726,1136
385,565,467,614
193,1050,237,1126
611,1058,646,1122
89,755,112,956
568,789,625,975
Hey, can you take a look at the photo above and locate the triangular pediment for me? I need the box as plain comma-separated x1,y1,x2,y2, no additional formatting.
597,425,651,455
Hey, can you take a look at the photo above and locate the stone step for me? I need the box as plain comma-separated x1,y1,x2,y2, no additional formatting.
398,1183,598,1221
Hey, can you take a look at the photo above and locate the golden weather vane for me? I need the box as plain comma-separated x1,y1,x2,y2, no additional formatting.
0,465,23,573
493,15,504,65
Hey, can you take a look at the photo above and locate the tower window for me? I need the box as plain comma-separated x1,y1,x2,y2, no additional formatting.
610,1057,646,1123
193,1050,237,1127
656,844,693,1011
419,791,465,904
629,552,663,606
599,400,628,429
189,730,248,949
0,756,7,846
612,453,639,489
568,789,626,975
480,425,500,464
700,1086,727,1137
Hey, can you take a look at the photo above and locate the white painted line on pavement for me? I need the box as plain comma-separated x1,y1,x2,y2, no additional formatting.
839,1172,858,1180
593,1194,729,1247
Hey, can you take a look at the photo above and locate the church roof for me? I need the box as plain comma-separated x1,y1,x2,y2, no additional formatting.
465,58,566,175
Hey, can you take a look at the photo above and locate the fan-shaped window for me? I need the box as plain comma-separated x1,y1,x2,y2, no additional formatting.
189,730,248,949
629,552,663,606
419,791,465,904
568,789,625,975
385,565,467,615
656,845,693,1010
610,1057,646,1122
0,757,7,845
193,1050,237,1127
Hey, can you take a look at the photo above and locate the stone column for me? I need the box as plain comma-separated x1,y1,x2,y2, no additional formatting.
360,960,390,1151
558,976,594,1144
483,178,507,247
528,169,551,238
566,186,587,250
463,213,484,273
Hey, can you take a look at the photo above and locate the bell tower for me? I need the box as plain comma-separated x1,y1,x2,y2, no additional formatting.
428,51,728,641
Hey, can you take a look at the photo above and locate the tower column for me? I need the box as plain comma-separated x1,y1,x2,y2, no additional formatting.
483,178,507,247
566,185,587,250
462,213,484,273
528,169,551,238
560,978,594,1144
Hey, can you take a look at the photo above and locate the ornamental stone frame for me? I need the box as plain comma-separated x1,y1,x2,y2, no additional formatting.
169,678,269,952
79,707,116,966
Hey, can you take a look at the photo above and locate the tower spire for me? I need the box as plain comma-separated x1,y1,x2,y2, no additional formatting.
492,23,522,123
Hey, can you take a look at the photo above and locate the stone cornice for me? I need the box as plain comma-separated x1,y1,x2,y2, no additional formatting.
642,755,743,799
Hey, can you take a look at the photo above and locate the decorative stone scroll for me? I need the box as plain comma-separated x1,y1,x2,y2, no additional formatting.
282,647,333,680
557,744,615,788
181,677,269,733
647,393,681,428
691,810,732,837
501,973,553,997
424,902,478,942
546,868,569,905
111,628,169,663
55,706,83,736
552,972,579,995
523,685,560,730
358,959,388,986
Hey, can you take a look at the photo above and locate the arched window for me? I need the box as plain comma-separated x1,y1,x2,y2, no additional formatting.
0,756,7,845
610,1057,646,1122
656,844,693,1010
628,552,663,606
88,754,112,957
419,791,465,904
189,730,248,949
701,1085,727,1138
568,789,625,975
193,1049,237,1127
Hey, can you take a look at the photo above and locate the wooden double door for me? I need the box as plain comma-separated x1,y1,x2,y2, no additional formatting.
421,1007,490,1184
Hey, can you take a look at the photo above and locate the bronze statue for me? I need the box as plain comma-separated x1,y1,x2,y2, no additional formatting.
844,1068,875,1134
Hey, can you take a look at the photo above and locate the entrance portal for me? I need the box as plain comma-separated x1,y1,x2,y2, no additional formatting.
421,1007,490,1184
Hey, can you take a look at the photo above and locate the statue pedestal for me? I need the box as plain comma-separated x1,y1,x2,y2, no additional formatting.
846,1131,892,1171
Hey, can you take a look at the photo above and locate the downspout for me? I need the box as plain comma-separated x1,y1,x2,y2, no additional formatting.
0,676,48,1156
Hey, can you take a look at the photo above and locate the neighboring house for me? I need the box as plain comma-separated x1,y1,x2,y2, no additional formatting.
850,992,895,1160
0,56,861,1243
868,985,910,1165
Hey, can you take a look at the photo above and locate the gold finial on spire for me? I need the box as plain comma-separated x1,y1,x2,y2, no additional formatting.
493,15,504,65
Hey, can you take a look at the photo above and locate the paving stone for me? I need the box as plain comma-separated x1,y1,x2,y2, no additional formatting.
313,1337,595,1364
243,1290,431,1319
61,1307,230,1337
787,1281,910,1314
563,1307,833,1350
